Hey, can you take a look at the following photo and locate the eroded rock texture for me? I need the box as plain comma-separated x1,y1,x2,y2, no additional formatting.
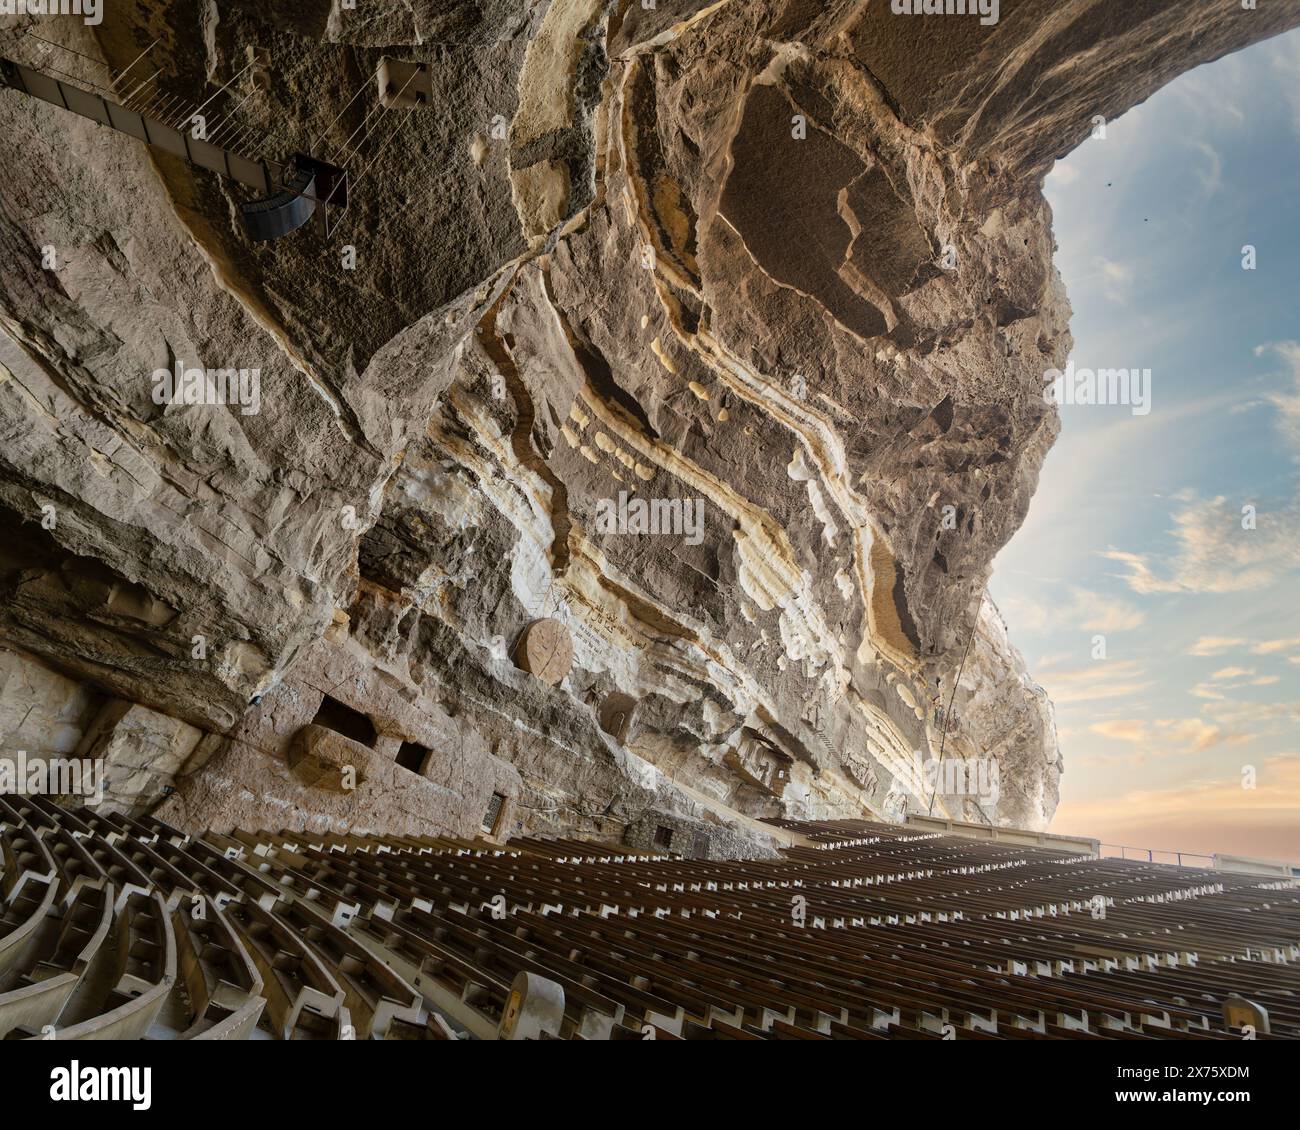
2,2,1296,847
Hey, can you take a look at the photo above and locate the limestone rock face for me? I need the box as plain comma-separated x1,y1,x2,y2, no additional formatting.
76,699,205,814
1,3,1295,842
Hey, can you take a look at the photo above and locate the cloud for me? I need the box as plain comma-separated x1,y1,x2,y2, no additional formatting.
1190,636,1300,658
1102,549,1176,594
1090,720,1149,743
1089,717,1246,753
1267,34,1300,140
1096,257,1134,303
1033,658,1152,705
1051,755,1300,862
1193,698,1300,748
1000,586,1145,635
1189,636,1247,657
1190,139,1222,196
1167,719,1247,751
1099,344,1300,596
1172,53,1249,130
1102,494,1300,594
1252,341,1300,455
1210,666,1254,681
1253,637,1300,655
1076,596,1146,634
1195,668,1280,695
1048,161,1080,187
1201,699,1300,728
996,389,1246,541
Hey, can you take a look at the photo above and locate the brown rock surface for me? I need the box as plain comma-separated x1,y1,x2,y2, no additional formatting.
2,2,1296,844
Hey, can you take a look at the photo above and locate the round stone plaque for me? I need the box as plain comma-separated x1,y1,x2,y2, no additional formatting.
516,618,574,685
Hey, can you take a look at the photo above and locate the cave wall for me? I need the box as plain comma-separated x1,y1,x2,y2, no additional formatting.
2,1,1296,843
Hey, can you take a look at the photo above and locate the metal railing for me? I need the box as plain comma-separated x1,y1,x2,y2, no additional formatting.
1098,843,1214,868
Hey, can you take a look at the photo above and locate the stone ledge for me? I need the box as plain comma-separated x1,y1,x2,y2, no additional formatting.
287,724,385,792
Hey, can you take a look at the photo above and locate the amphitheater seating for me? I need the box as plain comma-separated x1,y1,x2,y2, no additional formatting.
0,801,1296,1039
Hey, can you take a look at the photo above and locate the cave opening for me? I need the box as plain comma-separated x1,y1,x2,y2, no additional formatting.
394,741,429,775
312,695,378,748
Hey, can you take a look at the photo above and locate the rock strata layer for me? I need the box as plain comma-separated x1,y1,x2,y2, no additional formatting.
2,2,1296,849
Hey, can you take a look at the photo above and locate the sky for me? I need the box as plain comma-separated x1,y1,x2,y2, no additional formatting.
989,29,1300,865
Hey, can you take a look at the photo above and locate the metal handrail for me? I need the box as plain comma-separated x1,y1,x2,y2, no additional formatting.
1098,843,1214,867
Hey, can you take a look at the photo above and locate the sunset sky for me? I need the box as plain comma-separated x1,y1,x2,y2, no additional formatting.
989,29,1300,864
